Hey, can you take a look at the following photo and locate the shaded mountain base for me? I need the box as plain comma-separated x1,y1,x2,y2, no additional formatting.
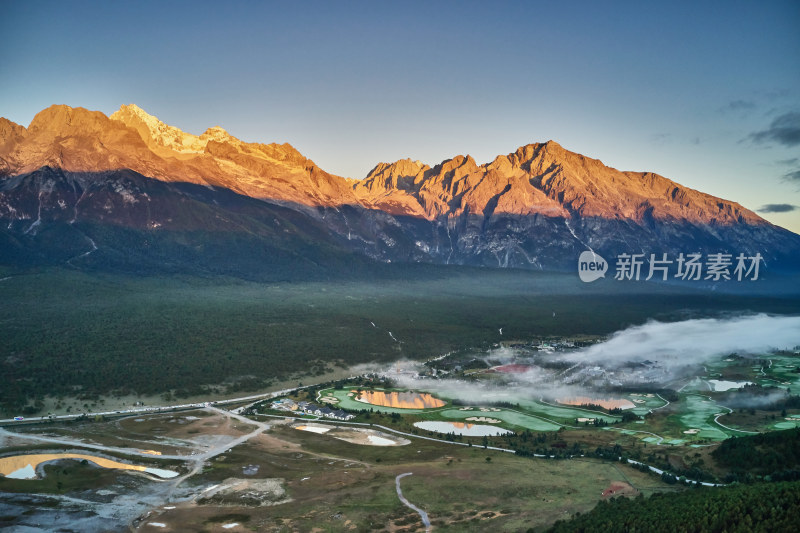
2,168,799,282
0,167,380,281
1,220,378,281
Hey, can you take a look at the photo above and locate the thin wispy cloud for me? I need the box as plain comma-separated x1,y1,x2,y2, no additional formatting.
650,133,672,145
783,169,800,183
720,99,756,114
748,112,800,147
757,203,798,213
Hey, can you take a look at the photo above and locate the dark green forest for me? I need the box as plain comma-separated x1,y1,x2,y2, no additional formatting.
548,429,800,532
712,427,800,481
2,267,799,413
546,481,800,533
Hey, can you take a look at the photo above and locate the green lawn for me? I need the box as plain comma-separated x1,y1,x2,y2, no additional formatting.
676,396,731,440
516,399,619,425
438,408,562,432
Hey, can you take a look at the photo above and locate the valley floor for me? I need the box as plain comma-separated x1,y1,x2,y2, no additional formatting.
0,404,681,532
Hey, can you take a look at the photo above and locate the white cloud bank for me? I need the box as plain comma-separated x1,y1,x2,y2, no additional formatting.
376,314,800,405
568,314,800,367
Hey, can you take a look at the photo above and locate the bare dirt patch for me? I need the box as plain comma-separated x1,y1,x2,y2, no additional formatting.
601,481,638,499
197,478,290,507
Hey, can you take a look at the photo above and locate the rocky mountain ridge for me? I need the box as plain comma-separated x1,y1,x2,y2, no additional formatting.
1,104,798,276
0,104,357,209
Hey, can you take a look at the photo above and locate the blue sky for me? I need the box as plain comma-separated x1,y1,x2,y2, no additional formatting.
2,1,799,232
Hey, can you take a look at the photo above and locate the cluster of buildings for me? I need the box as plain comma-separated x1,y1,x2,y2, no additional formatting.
270,398,355,421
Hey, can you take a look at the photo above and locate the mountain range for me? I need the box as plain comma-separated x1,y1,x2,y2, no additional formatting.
1,104,798,280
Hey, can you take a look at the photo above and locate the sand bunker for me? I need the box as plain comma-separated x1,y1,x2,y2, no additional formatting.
683,429,701,434
328,427,409,446
293,424,409,446
465,416,501,423
294,425,331,434
367,435,397,446
576,418,596,423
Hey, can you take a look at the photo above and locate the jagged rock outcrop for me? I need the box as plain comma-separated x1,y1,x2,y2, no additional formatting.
354,141,761,225
348,140,789,269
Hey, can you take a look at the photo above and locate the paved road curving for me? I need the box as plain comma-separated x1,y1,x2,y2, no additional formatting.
395,472,431,531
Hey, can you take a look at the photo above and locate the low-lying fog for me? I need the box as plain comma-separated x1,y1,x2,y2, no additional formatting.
361,314,800,406
565,314,800,367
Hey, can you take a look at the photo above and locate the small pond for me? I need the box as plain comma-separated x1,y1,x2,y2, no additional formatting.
413,421,512,436
706,380,752,392
556,396,635,410
354,390,445,409
0,453,178,480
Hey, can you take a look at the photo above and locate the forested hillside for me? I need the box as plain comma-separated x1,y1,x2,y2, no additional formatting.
547,481,800,533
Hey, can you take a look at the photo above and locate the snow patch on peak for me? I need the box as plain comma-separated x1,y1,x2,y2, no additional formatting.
200,126,233,143
110,104,236,154
113,104,159,128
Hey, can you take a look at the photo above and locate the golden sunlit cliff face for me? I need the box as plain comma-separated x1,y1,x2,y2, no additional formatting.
352,141,763,226
0,104,766,226
0,104,357,209
108,104,358,208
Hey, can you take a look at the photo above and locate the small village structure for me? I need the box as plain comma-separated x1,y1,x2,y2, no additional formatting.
271,399,355,421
